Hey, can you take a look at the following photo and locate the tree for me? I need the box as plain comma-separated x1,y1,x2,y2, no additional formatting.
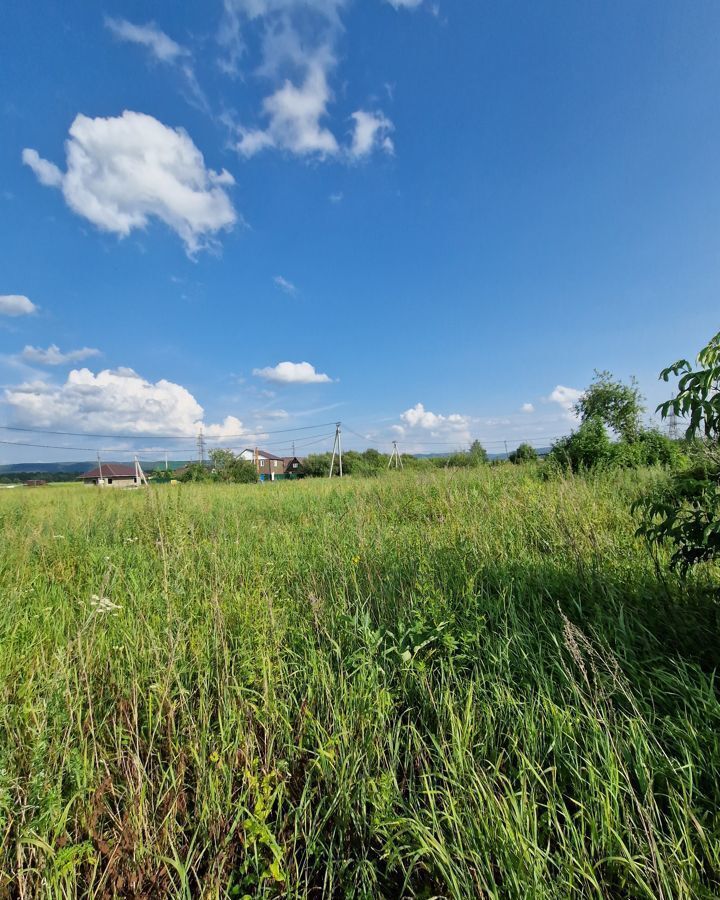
209,449,258,484
575,370,645,442
303,453,332,478
468,440,488,464
179,462,213,483
547,418,613,472
657,330,720,440
509,442,538,464
634,330,720,573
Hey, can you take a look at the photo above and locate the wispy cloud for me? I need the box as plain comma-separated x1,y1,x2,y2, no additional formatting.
273,274,297,294
105,17,210,113
105,17,188,63
20,344,101,366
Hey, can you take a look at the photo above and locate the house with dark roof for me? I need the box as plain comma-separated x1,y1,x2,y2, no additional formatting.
282,456,304,477
78,463,144,488
239,449,305,480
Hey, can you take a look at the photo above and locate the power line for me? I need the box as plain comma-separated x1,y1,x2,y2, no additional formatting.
0,420,340,441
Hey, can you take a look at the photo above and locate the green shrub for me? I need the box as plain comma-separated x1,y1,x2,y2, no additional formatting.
634,329,720,573
509,442,538,464
547,418,613,472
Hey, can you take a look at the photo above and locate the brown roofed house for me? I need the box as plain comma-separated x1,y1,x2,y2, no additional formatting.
78,463,143,488
239,449,304,480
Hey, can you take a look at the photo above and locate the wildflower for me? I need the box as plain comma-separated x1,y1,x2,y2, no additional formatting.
351,555,360,566
209,750,220,765
89,594,122,614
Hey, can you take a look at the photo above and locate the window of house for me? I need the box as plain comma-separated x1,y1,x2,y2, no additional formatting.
293,462,298,468
260,459,264,467
108,478,113,484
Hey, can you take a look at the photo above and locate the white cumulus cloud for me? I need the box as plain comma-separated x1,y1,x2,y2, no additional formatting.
0,295,38,316
349,110,395,158
547,385,583,417
395,402,472,444
386,0,423,7
2,367,246,438
253,361,333,384
222,1,394,160
21,344,101,366
237,61,339,157
521,402,535,413
22,111,237,255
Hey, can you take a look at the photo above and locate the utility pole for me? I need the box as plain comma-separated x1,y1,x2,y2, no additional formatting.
504,440,508,458
134,455,148,487
329,422,343,478
197,428,206,463
388,440,403,469
668,394,679,440
164,451,169,471
292,440,296,457
96,452,104,487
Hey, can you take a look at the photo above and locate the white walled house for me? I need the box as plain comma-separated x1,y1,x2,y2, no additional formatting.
77,463,144,488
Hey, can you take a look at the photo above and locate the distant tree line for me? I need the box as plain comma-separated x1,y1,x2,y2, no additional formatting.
0,471,75,484
302,441,492,478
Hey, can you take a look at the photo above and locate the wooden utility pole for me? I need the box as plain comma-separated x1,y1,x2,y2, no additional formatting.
388,440,403,469
134,455,148,486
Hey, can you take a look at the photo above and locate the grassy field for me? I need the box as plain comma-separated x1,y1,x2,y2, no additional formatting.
0,468,719,898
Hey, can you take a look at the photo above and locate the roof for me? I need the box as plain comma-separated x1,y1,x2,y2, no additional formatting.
78,463,137,479
244,448,284,461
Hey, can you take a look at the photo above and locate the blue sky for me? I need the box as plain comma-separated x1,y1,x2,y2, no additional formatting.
1,0,718,463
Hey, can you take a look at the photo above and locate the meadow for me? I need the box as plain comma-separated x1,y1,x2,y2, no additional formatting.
0,467,718,898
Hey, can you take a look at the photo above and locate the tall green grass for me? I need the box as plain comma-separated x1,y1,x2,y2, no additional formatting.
0,467,718,898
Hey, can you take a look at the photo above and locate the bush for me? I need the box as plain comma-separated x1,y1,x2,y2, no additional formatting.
547,418,613,472
179,462,213,483
634,329,720,573
634,448,720,573
509,443,538,464
609,430,684,469
223,459,259,484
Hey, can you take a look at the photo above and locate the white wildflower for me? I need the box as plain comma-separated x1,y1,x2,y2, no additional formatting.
89,594,122,614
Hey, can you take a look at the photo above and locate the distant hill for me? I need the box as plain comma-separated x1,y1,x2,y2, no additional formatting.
416,448,552,461
0,460,191,476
